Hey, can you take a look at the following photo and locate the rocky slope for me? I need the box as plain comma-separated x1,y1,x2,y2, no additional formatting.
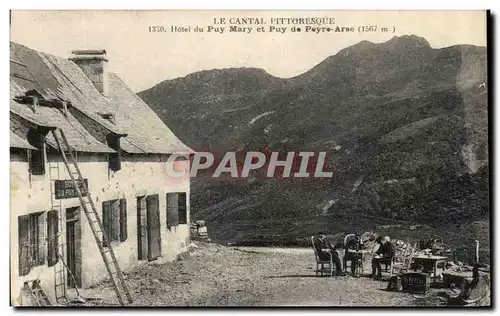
138,35,489,248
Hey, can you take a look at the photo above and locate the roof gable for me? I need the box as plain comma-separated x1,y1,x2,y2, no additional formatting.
10,41,193,155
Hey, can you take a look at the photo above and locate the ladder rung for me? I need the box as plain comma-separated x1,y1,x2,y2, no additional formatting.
88,216,100,222
90,222,102,229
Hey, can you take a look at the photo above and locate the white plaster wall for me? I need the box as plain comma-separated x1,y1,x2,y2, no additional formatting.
10,151,191,305
10,152,56,306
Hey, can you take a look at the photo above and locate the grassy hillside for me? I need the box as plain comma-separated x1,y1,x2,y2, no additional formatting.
138,36,489,258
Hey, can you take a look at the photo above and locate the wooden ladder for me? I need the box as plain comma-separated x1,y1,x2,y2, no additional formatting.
23,280,52,306
51,129,133,306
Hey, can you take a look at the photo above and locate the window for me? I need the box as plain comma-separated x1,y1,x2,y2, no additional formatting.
102,199,127,246
27,129,45,175
93,66,104,75
18,212,45,276
166,192,188,228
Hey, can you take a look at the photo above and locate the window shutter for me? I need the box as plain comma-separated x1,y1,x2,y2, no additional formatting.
166,193,179,228
18,215,31,276
29,214,38,266
120,198,128,242
37,213,45,266
102,201,111,247
178,192,187,224
47,210,59,266
111,200,120,241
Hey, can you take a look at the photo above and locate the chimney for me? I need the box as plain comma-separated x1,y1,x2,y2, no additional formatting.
69,49,109,96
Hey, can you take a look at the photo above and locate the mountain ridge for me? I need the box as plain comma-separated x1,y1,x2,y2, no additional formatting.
141,35,485,93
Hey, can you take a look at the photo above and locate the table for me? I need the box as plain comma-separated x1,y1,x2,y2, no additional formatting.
345,249,370,275
412,255,448,283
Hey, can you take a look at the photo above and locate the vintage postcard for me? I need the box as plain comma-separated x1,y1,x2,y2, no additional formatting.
9,10,490,307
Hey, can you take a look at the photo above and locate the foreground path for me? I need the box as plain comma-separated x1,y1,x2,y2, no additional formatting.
82,242,418,306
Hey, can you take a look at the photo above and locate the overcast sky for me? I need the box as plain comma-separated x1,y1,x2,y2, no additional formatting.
10,10,487,92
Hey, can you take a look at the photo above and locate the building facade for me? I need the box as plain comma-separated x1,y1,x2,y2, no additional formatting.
10,42,192,305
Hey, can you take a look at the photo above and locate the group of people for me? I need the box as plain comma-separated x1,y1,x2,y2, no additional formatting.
313,233,396,279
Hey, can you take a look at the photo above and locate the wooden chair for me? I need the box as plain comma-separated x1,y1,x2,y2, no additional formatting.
343,234,363,275
389,242,417,277
344,234,356,246
383,248,405,277
344,250,364,275
384,257,397,277
311,236,334,277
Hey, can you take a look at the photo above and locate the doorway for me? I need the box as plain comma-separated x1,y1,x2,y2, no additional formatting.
146,195,161,261
137,195,162,261
66,207,82,288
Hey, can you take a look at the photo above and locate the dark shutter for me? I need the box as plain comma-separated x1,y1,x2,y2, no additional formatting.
29,214,37,265
102,201,111,247
178,192,187,224
27,130,45,175
18,215,31,276
120,198,128,242
166,193,179,228
107,135,121,171
146,194,161,261
36,213,45,266
47,210,59,266
111,200,120,241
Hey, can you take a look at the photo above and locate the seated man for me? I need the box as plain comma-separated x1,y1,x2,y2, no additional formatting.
314,235,345,276
371,236,395,279
419,237,444,272
344,234,362,277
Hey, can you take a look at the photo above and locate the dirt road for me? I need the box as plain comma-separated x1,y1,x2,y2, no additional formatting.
81,242,422,307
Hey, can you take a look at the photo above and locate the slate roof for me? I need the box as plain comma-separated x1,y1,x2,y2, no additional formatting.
108,73,193,154
11,131,36,150
10,79,114,153
10,41,193,155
